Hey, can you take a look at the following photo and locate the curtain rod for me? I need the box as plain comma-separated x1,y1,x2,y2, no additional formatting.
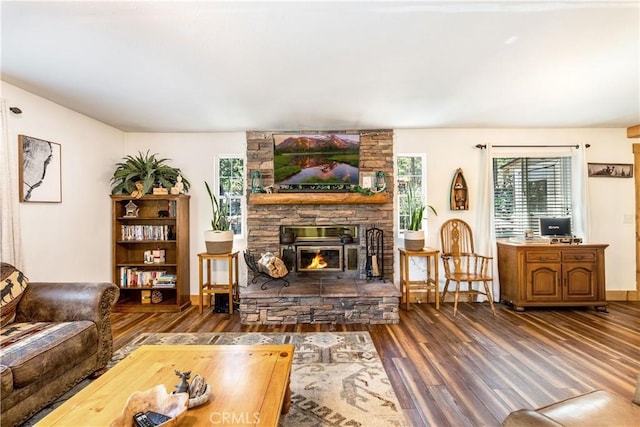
475,144,590,149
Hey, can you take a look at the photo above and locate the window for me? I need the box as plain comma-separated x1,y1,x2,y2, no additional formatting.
217,156,245,236
493,157,572,238
397,154,426,232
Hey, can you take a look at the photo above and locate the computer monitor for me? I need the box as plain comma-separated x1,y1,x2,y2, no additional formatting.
539,217,572,237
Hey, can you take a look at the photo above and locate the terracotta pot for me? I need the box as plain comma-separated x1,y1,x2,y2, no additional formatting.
204,230,234,254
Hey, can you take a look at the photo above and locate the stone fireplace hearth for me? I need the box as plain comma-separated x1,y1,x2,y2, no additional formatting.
241,130,399,324
240,276,400,325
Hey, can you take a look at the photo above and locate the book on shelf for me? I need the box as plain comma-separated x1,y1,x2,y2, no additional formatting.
119,268,167,288
168,200,177,217
120,225,173,241
153,283,176,288
153,273,176,288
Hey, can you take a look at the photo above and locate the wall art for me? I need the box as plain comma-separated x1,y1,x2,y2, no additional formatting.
18,135,62,202
273,133,360,192
587,162,633,178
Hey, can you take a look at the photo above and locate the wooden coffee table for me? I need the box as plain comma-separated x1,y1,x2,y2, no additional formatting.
36,344,295,426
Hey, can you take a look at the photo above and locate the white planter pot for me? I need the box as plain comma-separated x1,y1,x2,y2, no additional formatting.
404,230,425,251
204,230,234,254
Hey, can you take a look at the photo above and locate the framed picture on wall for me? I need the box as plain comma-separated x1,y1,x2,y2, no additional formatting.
587,163,633,178
273,133,360,192
18,135,62,202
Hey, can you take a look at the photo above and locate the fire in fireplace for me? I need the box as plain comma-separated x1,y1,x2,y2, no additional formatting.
297,246,343,272
307,252,327,269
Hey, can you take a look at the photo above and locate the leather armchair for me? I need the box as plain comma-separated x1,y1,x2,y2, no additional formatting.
503,374,640,426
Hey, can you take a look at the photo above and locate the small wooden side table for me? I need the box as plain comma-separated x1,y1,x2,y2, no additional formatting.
197,251,239,314
398,247,440,311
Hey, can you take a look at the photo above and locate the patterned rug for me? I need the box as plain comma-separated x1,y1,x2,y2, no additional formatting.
24,332,408,427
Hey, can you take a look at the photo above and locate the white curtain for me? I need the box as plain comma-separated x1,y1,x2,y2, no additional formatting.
571,143,590,242
479,143,589,301
0,100,23,268
477,144,498,300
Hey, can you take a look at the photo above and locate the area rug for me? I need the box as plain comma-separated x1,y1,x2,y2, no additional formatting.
24,332,407,427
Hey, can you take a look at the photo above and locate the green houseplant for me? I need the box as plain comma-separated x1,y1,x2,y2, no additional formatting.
404,184,437,250
110,150,190,195
204,181,233,254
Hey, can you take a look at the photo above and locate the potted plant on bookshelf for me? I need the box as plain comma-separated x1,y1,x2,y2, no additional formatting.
204,181,233,254
404,185,437,251
110,150,190,195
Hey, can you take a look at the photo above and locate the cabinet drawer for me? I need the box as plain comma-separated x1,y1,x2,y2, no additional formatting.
562,251,596,262
526,251,561,262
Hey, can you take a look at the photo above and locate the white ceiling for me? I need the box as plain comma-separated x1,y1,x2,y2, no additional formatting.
1,1,639,133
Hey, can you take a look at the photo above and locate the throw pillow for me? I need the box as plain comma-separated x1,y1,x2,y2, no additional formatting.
0,263,29,327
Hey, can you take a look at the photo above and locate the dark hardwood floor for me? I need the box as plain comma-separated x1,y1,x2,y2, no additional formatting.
110,301,640,427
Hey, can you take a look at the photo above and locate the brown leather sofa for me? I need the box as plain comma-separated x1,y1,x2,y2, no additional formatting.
0,281,119,427
503,374,640,426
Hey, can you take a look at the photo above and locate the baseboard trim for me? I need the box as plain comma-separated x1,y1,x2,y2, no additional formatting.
190,291,640,305
606,290,640,301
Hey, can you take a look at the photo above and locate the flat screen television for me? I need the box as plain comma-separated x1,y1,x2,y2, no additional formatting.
273,133,360,192
539,217,572,237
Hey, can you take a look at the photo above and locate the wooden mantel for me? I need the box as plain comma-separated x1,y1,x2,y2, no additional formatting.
249,192,390,205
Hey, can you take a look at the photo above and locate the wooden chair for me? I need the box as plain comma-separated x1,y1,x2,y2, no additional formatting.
439,218,496,316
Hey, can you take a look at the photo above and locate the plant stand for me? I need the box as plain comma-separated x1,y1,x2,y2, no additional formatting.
197,251,239,314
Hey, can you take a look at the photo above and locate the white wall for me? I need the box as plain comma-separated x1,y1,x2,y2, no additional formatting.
124,133,247,297
1,82,124,281
395,128,636,292
4,83,635,295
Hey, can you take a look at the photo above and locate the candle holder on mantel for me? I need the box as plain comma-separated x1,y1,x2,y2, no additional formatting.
251,171,263,193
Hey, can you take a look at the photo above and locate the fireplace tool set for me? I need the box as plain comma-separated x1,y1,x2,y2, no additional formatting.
365,226,384,281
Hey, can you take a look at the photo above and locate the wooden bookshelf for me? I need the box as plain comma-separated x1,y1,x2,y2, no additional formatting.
111,195,191,312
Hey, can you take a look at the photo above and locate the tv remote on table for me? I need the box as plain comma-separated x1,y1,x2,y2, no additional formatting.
133,411,171,427
133,412,154,427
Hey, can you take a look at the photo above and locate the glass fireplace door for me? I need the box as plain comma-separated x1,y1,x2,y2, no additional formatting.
296,246,343,272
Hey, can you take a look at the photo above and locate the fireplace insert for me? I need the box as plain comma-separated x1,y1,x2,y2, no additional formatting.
297,246,343,272
280,225,359,274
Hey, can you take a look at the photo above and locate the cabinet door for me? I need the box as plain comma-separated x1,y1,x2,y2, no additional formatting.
526,262,562,302
563,262,598,301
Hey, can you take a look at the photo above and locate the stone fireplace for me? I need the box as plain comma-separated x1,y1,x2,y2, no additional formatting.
240,130,400,325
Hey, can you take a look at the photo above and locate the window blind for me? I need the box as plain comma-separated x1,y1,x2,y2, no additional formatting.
493,157,572,238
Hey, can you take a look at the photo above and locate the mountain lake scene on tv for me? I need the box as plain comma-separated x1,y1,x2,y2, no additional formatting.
274,134,360,190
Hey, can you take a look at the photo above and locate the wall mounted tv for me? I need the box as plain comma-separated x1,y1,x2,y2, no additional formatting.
273,133,360,192
539,216,572,237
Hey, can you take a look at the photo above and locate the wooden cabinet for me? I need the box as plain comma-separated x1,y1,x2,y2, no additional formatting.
497,241,607,311
111,195,191,312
